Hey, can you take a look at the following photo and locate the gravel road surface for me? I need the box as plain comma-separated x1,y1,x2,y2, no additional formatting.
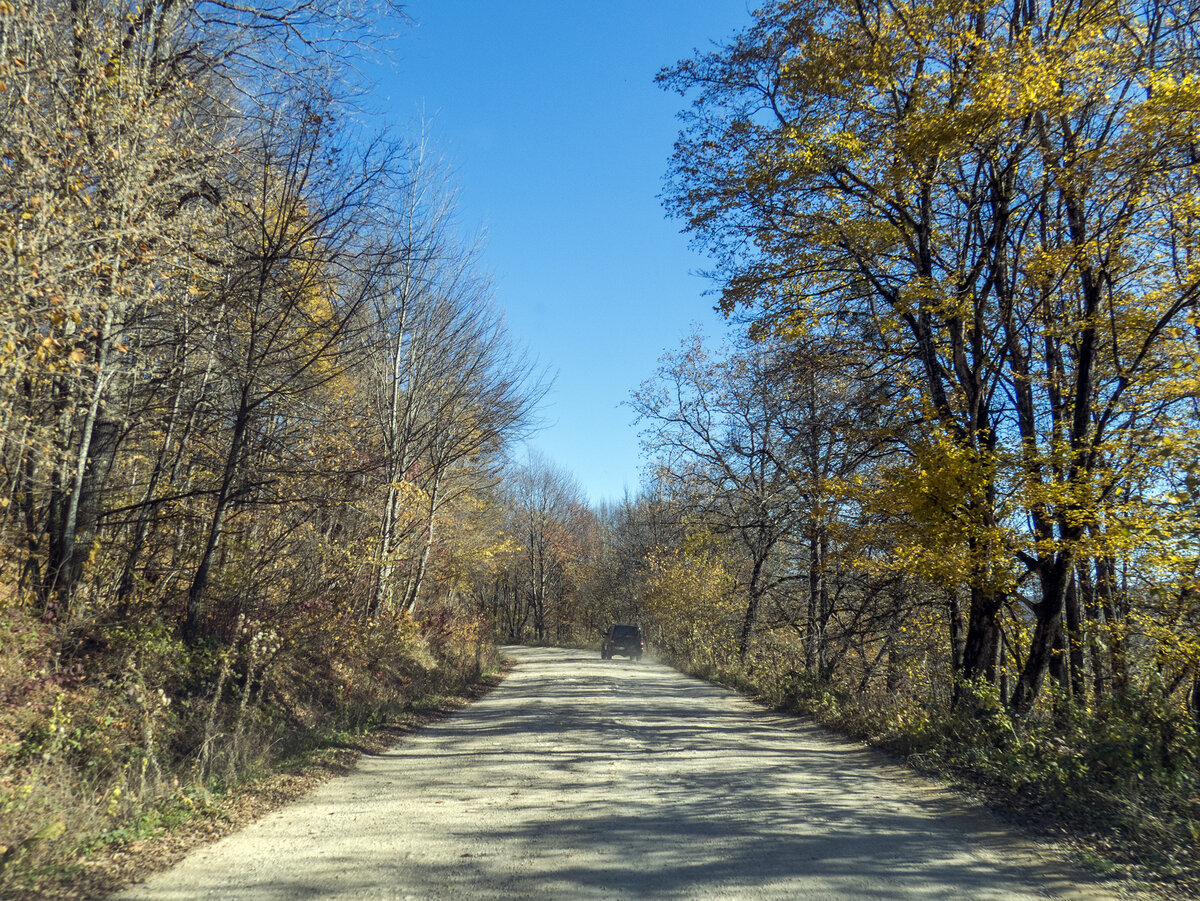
117,646,1119,900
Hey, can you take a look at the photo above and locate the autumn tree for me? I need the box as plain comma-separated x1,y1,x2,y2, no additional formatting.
576,492,674,635
1,0,222,613
180,100,405,641
661,0,1200,712
503,451,590,643
633,326,905,677
0,3,563,884
632,333,812,661
0,0,402,618
350,138,545,620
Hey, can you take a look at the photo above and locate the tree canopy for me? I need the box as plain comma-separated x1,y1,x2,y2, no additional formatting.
659,0,1200,713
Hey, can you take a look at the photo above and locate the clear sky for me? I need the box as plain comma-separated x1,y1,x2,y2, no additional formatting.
368,1,754,506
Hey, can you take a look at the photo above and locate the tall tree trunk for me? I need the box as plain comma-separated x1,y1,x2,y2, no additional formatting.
119,314,222,607
117,387,184,606
1064,571,1086,701
403,470,441,615
959,579,1002,690
371,292,413,619
51,305,117,615
1013,187,1102,715
818,526,831,678
1012,552,1073,714
184,392,250,643
1077,561,1108,699
805,523,820,670
372,483,400,618
948,587,965,675
65,416,119,604
1049,621,1069,693
737,556,766,664
1096,551,1128,694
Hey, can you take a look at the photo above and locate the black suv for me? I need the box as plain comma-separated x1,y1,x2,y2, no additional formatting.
601,624,644,661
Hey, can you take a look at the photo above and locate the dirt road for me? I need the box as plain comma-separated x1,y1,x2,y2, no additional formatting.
117,647,1118,900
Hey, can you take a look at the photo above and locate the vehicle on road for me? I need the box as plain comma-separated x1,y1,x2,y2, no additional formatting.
601,624,644,660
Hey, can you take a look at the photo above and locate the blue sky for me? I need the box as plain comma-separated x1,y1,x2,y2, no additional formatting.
369,1,754,506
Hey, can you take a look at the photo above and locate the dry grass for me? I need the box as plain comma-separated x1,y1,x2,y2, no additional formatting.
0,606,503,900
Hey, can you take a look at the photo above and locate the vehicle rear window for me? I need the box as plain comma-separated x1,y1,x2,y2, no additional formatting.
613,626,639,638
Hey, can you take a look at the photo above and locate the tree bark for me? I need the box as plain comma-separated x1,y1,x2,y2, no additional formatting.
737,556,767,664
184,390,250,643
403,470,441,615
959,577,1003,693
1096,552,1129,694
948,587,965,676
1012,553,1073,714
1076,562,1108,699
1064,571,1086,701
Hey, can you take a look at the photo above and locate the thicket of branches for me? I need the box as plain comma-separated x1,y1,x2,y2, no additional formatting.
0,1,544,891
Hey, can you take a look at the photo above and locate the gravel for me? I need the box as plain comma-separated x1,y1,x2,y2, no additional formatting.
114,646,1127,900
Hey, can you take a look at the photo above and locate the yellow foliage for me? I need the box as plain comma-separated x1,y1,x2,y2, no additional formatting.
644,543,741,668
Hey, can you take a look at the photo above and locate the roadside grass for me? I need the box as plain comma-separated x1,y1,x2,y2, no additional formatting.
664,652,1200,901
0,606,503,901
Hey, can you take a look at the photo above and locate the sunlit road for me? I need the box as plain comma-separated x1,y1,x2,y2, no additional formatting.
118,647,1116,900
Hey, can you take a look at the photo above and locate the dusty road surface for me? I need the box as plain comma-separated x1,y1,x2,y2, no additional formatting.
117,647,1117,901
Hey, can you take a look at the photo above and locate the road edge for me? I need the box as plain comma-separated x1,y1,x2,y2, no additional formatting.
667,661,1149,901
43,662,515,901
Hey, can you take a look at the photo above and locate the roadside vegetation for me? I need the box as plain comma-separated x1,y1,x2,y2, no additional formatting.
0,2,533,896
643,0,1200,891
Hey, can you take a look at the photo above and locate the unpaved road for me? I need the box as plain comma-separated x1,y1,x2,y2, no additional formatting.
117,647,1120,900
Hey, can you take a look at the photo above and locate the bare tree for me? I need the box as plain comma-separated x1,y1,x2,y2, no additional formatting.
505,451,588,643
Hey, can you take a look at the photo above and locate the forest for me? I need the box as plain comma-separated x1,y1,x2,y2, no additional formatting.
1,0,1198,896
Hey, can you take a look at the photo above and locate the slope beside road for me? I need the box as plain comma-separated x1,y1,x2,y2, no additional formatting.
116,646,1125,900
